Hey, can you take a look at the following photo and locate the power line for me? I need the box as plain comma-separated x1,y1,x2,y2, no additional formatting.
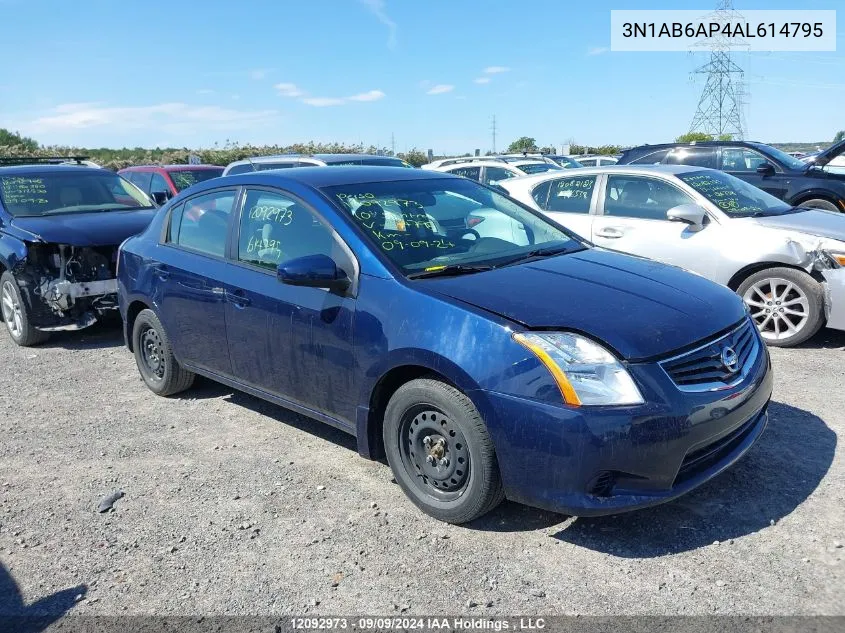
688,0,747,140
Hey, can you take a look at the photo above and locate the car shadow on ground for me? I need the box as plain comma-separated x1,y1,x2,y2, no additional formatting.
802,327,845,350
36,320,124,351
0,562,86,632
546,401,835,556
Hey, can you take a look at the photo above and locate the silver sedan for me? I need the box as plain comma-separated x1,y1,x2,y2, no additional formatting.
501,164,845,347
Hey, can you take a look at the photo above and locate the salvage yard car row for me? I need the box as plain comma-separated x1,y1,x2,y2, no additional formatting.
1,143,843,524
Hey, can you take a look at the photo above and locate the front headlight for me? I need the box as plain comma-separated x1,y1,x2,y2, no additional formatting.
513,332,644,407
814,250,845,270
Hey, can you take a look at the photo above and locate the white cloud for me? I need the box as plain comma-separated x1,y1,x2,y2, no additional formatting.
360,0,397,49
275,82,305,98
426,84,454,95
347,89,386,102
301,97,347,107
473,77,491,84
483,66,510,74
301,90,386,106
23,102,278,134
249,68,272,80
587,46,609,56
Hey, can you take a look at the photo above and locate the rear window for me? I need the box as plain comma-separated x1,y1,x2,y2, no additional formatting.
169,168,224,192
0,171,153,217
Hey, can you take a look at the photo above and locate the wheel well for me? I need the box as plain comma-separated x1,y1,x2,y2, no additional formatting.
727,261,818,292
365,365,457,460
125,300,151,352
791,191,839,207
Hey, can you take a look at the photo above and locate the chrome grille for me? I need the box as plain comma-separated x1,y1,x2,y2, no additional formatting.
660,319,761,391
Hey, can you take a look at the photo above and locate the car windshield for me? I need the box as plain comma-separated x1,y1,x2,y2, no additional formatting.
169,168,224,192
0,170,154,217
518,163,563,175
748,143,807,171
323,177,586,275
555,156,584,168
678,170,795,217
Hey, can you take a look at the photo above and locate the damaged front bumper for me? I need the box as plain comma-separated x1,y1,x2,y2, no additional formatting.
821,267,845,332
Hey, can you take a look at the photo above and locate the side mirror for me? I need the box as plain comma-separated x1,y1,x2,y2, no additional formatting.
277,254,350,292
151,191,169,205
756,162,776,176
667,203,707,230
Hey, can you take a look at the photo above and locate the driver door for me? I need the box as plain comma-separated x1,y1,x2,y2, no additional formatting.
720,146,789,200
591,174,725,276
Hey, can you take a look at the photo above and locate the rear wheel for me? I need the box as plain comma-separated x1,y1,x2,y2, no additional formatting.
1,271,49,347
383,378,504,524
132,308,195,396
738,267,824,347
799,198,839,212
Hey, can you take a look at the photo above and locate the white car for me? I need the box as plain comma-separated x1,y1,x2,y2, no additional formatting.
223,153,412,176
574,155,619,168
501,164,845,347
422,158,562,186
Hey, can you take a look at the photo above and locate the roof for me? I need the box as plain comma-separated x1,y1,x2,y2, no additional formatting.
228,153,400,165
119,164,223,171
222,165,459,188
0,164,109,175
502,163,706,187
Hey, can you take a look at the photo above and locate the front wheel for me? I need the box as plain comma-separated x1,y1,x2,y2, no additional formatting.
132,308,195,396
799,198,839,212
383,378,504,524
738,267,824,347
1,271,49,347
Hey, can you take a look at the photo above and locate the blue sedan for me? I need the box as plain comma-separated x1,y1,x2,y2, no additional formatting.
117,167,772,523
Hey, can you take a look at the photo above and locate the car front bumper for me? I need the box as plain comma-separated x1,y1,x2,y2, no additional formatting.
472,339,773,517
822,267,845,332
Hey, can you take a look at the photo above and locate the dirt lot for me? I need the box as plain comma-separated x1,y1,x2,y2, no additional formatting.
0,321,843,618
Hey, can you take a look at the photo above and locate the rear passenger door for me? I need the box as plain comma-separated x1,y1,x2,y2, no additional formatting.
222,188,358,424
532,174,598,239
719,146,789,200
156,187,239,376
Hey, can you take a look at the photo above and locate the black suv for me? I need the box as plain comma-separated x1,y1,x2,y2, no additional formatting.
618,140,845,213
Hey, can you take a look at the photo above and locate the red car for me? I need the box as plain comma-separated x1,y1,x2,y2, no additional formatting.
118,165,224,203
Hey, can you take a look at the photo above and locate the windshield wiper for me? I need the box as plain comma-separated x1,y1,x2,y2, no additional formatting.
407,264,495,279
498,244,583,267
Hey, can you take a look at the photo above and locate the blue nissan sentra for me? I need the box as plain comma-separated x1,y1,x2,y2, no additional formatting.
117,167,772,524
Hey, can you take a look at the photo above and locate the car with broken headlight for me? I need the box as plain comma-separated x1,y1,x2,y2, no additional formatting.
0,164,157,345
117,166,772,524
501,164,845,347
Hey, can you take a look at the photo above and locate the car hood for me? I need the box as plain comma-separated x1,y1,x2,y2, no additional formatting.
422,248,746,361
11,209,157,246
809,138,845,168
752,209,845,242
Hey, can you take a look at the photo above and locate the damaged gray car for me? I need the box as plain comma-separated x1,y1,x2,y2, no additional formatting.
0,162,156,346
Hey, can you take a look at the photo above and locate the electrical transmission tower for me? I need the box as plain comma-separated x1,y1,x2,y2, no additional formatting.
688,0,747,140
491,115,497,153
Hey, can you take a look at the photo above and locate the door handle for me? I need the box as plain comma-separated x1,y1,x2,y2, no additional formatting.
153,265,170,281
225,289,251,308
595,227,624,239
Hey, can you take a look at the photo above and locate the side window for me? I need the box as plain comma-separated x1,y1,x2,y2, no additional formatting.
630,149,670,164
449,166,481,180
167,189,235,257
545,176,596,214
663,147,717,169
130,171,153,193
721,147,770,172
603,176,694,221
150,173,169,195
238,189,338,271
226,164,252,176
483,166,516,185
531,181,552,208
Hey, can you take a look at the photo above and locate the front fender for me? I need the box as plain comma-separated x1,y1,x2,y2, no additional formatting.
0,233,29,271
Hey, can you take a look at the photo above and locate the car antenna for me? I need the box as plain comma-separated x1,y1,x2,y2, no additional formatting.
245,156,258,172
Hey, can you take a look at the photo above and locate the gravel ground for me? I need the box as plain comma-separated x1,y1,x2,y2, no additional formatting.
0,322,843,617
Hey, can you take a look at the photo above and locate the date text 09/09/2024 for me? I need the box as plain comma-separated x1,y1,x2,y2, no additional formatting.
622,21,824,39
289,617,547,630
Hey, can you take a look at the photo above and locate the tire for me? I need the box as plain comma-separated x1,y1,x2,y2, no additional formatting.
132,308,195,396
799,198,839,212
383,378,505,524
737,267,824,347
0,271,50,347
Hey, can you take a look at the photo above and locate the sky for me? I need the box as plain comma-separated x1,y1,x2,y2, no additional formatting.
0,0,843,154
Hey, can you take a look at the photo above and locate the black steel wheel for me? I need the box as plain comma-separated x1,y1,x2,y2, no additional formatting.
132,308,195,396
383,378,504,524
